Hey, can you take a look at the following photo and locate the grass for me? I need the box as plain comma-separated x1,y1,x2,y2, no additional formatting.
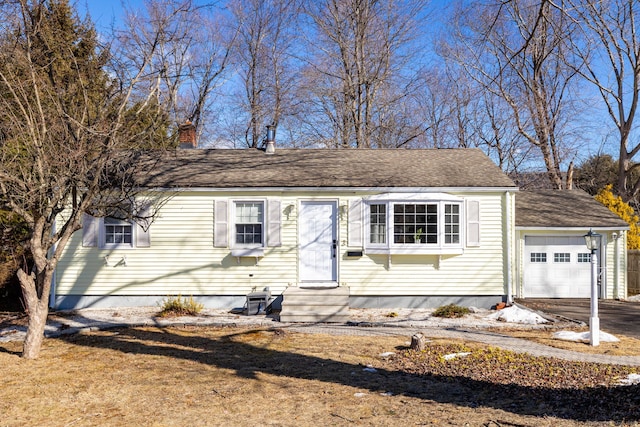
431,303,470,318
157,295,204,317
2,325,640,426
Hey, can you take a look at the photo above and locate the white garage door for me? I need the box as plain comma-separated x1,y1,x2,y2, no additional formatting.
524,236,596,298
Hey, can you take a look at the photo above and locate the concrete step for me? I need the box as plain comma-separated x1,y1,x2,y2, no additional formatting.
281,305,350,314
280,286,350,323
283,286,350,295
282,295,350,305
279,313,351,323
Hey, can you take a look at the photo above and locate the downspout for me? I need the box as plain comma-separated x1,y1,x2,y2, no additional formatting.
614,231,621,300
49,219,57,308
506,191,513,304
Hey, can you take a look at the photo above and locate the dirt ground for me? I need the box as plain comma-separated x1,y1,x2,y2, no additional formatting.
2,325,640,426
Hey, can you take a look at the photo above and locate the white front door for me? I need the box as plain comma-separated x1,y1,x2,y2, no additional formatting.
299,201,338,285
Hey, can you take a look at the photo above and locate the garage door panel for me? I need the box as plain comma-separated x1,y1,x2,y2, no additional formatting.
524,236,593,298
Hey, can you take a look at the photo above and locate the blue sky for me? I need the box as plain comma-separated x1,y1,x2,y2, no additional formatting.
78,0,141,30
74,0,617,162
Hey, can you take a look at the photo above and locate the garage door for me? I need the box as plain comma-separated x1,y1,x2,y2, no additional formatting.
524,236,597,298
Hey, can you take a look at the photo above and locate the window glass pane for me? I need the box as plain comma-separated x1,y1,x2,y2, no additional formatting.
530,253,547,263
578,253,591,263
369,204,386,244
104,217,132,246
392,203,437,244
444,204,460,244
235,202,263,244
554,253,570,263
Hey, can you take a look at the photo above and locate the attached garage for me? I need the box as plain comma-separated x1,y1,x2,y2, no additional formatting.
515,190,629,300
523,235,593,298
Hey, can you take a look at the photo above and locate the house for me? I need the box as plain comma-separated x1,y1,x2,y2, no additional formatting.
515,190,628,299
52,145,629,320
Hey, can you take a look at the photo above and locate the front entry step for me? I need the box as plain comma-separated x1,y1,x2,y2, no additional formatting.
280,286,350,323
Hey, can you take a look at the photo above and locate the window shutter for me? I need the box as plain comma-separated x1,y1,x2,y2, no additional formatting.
466,200,480,247
135,204,152,248
82,213,98,247
214,200,228,248
348,199,363,247
267,200,282,247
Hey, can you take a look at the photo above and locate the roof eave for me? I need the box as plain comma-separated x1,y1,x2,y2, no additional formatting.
516,226,630,231
141,186,519,193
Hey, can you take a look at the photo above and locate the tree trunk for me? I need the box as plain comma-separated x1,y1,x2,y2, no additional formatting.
22,301,49,359
410,332,428,351
17,267,52,359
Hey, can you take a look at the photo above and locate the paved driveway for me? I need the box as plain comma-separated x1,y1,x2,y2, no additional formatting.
517,298,640,339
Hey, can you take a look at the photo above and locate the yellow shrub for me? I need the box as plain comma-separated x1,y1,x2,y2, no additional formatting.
595,185,640,249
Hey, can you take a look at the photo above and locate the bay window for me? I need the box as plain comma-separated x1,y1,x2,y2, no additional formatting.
365,197,466,253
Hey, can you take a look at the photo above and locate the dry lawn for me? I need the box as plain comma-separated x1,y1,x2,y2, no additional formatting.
2,325,640,426
492,326,640,356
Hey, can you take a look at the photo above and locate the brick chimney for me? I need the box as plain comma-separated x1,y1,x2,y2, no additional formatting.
178,121,197,149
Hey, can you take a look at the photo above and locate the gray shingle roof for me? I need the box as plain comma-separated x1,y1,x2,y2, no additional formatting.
136,148,516,189
515,190,628,228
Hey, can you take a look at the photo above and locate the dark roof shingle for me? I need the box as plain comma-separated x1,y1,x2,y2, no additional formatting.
515,190,628,228
136,148,516,189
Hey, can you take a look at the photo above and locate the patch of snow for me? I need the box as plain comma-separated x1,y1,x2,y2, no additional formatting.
627,295,640,302
552,330,620,343
618,374,640,386
380,392,393,396
487,305,548,324
379,352,395,358
0,328,24,342
362,367,378,373
443,352,471,360
354,392,367,398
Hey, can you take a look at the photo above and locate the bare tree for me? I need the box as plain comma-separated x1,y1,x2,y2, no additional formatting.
227,0,300,148
0,0,208,359
562,0,640,201
443,0,580,189
298,0,428,148
118,0,235,145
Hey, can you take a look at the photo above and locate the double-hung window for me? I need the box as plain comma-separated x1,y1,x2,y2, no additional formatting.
234,201,264,246
104,217,133,246
370,204,387,244
364,195,465,254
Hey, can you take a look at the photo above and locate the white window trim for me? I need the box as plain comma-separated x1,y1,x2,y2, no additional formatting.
231,199,267,249
364,198,465,255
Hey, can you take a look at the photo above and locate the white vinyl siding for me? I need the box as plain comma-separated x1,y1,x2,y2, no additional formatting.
57,191,508,300
58,192,297,297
